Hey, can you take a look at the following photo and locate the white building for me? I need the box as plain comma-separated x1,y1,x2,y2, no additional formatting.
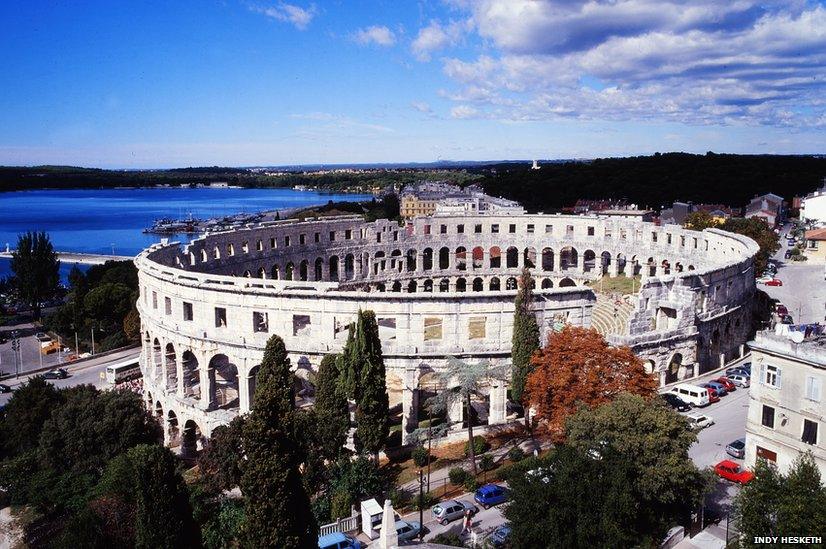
801,184,826,227
745,326,826,478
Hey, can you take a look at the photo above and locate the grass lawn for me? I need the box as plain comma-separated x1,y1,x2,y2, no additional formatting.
586,275,641,295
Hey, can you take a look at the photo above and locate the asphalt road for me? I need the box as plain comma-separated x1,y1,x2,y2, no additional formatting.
399,492,507,545
0,321,71,378
0,347,140,406
759,225,825,324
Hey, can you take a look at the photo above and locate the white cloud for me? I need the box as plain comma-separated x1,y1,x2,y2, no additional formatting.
411,19,471,61
434,1,826,127
352,25,396,46
450,105,479,119
253,3,317,30
410,101,433,114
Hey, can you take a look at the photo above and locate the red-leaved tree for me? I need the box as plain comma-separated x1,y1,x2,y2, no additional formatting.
525,326,657,439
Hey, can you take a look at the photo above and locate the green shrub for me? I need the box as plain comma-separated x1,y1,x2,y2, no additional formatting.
448,467,469,486
463,476,479,492
412,446,429,468
479,454,495,472
330,489,352,520
507,446,525,463
431,532,463,547
411,491,439,511
464,435,488,457
388,488,411,510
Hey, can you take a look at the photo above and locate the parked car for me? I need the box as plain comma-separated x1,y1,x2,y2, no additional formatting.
784,249,793,259
318,532,361,549
703,388,720,403
43,368,68,380
727,373,750,388
0,384,11,393
775,304,788,316
394,520,422,542
431,500,478,525
669,383,710,407
702,380,728,396
488,524,512,547
725,365,749,377
756,275,774,284
475,484,508,509
726,438,746,459
765,278,783,286
714,377,736,392
715,460,754,484
35,332,50,342
685,413,715,430
661,392,691,412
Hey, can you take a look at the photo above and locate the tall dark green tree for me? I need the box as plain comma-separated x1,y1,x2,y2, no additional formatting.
0,376,62,458
10,231,60,319
511,268,540,405
314,354,350,461
240,334,318,548
346,311,389,459
128,444,201,549
197,416,246,492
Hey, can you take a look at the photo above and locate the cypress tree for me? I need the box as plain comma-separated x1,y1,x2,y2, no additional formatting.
346,310,389,459
314,354,350,461
511,268,540,404
241,335,318,548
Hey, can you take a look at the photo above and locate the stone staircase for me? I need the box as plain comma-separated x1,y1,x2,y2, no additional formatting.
591,293,635,337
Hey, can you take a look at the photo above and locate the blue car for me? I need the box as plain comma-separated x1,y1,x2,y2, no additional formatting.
474,483,508,509
702,381,728,396
318,532,361,549
488,524,512,547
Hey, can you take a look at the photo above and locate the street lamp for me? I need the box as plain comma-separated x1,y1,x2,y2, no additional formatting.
418,469,424,542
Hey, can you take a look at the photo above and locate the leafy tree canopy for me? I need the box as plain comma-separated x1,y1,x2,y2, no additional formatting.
10,231,60,318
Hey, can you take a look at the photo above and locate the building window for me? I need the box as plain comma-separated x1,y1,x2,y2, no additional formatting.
270,237,276,249
293,314,311,336
152,291,158,309
566,225,574,237
164,297,172,315
284,236,290,247
253,311,269,333
474,224,482,234
424,317,443,341
314,232,320,243
764,364,781,388
457,224,464,234
527,224,535,233
652,232,658,242
183,302,193,321
468,316,486,339
545,224,553,234
802,420,818,445
761,405,775,429
424,225,431,235
440,224,447,234
215,307,227,328
509,224,516,233
345,229,352,240
299,234,306,245
256,239,263,251
491,224,499,234
806,376,822,402
242,241,249,253
329,231,336,242
587,226,594,236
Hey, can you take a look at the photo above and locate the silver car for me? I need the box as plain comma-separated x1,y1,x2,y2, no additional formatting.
727,374,750,388
431,500,478,525
395,520,421,542
726,438,746,459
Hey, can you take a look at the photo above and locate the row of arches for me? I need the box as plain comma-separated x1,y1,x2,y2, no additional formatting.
370,275,578,293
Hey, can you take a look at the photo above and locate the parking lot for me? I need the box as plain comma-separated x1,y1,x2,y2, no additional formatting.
0,321,71,379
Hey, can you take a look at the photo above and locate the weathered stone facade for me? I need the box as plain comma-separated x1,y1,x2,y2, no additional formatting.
136,213,758,447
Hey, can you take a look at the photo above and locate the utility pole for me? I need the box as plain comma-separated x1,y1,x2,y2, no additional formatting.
91,328,95,355
418,469,424,542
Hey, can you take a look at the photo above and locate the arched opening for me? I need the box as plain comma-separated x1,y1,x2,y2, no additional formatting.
523,247,536,269
472,247,484,269
165,343,177,392
439,247,450,270
616,253,627,275
344,254,355,280
439,278,450,292
391,249,402,272
456,278,467,292
541,278,553,289
472,277,484,291
154,400,163,421
407,280,418,293
391,281,402,292
167,410,179,444
285,262,295,281
271,264,280,280
314,257,323,281
542,247,554,271
152,338,163,379
489,246,501,269
455,247,467,271
647,257,656,277
329,256,339,281
181,350,200,400
422,248,433,271
583,250,596,273
406,249,417,272
489,277,501,291
423,279,433,292
600,252,611,275
506,247,519,269
688,265,695,271
560,247,578,271
374,251,385,276
258,267,267,279
661,260,671,275
213,246,221,260
248,365,260,408
666,353,682,384
299,260,309,281
675,262,684,273
559,277,576,288
506,277,518,290
200,249,208,263
644,360,656,375
243,270,252,278
182,419,202,458
210,354,239,410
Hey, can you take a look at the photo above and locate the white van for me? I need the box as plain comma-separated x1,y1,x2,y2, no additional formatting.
669,383,710,407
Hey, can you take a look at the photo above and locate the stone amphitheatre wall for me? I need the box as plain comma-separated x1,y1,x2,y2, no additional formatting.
136,213,758,446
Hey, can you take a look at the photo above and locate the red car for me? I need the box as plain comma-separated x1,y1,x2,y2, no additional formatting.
765,278,783,286
705,388,720,403
715,460,754,484
714,377,736,392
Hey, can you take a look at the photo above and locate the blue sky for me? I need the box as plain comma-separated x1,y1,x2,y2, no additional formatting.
0,0,825,168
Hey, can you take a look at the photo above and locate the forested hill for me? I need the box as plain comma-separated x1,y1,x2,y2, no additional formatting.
476,153,826,213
